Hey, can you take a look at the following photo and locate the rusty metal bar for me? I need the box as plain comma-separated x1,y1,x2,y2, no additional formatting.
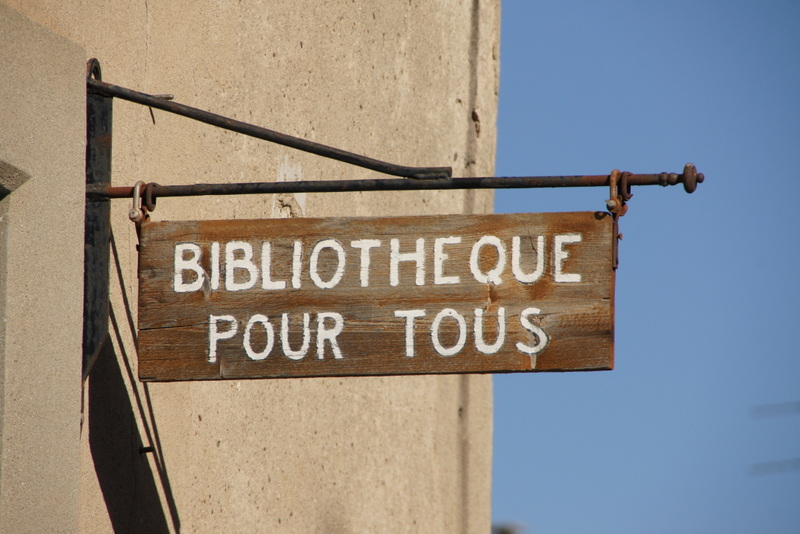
87,164,703,201
87,76,451,180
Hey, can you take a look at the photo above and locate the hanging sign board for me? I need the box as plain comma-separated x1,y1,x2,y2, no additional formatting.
136,211,614,381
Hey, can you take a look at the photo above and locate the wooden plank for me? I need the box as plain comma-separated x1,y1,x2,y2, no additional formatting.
137,211,615,381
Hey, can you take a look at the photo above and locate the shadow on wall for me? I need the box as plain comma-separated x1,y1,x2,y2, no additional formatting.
86,234,180,533
0,160,31,200
88,341,171,532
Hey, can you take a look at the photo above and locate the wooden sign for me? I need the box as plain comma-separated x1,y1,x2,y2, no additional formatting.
137,212,614,381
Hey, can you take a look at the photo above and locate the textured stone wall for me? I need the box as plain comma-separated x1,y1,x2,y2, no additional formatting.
0,5,86,532
1,1,499,531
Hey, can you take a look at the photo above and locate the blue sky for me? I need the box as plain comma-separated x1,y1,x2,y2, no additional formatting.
492,2,800,532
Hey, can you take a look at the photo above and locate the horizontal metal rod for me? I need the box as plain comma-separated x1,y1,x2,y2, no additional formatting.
87,77,452,180
87,165,703,200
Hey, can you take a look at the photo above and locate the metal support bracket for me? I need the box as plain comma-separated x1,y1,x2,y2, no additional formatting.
80,57,705,377
604,163,701,269
85,59,451,181
83,59,112,379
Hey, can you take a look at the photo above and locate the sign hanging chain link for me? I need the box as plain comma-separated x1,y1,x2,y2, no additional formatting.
606,169,633,270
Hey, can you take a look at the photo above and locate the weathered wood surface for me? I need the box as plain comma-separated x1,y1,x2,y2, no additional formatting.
137,212,615,381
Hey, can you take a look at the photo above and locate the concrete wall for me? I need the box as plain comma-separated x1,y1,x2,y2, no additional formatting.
1,1,499,531
0,6,86,532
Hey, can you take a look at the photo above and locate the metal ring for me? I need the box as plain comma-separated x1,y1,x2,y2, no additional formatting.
143,182,159,212
86,58,102,81
620,171,633,202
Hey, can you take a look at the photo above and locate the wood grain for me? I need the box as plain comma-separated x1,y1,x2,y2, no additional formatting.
137,212,615,381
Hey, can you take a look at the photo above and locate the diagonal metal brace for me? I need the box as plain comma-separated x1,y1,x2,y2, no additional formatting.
86,59,452,180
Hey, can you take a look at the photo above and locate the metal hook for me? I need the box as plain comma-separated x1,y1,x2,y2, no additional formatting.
86,58,102,81
129,181,146,222
143,182,158,212
606,169,621,213
606,170,631,270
